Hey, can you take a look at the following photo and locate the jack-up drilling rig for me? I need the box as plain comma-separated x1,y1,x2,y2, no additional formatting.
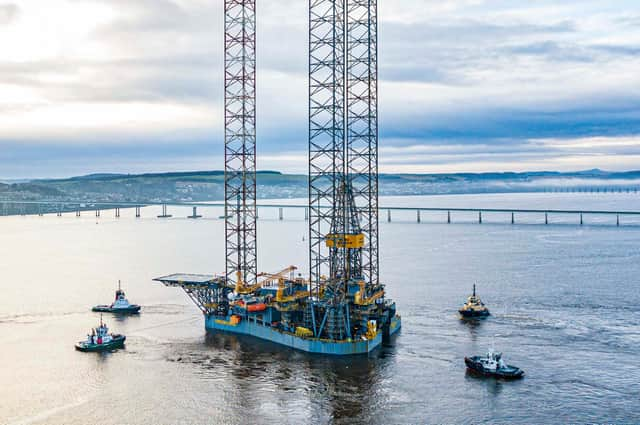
155,0,401,355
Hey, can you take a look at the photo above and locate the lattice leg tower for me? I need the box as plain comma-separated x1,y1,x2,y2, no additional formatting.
225,0,258,287
346,0,378,288
308,0,346,297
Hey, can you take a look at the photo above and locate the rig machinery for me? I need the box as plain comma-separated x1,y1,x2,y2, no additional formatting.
155,0,401,355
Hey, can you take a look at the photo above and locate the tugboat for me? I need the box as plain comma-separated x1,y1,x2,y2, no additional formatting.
75,315,126,352
465,349,524,379
459,284,490,318
92,280,141,314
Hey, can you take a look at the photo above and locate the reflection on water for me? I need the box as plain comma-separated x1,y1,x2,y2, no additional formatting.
464,369,507,396
172,331,398,423
111,313,141,324
1,193,640,424
459,317,484,343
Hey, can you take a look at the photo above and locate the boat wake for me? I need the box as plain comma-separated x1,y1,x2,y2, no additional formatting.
7,397,92,425
0,310,85,325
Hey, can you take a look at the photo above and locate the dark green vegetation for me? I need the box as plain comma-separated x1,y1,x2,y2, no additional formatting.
1,169,639,204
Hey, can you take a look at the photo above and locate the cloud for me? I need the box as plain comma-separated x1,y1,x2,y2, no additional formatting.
0,0,639,178
374,136,640,173
0,4,18,25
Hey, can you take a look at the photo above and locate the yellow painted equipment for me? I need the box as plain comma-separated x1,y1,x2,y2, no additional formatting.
325,233,365,249
355,289,384,306
259,266,300,301
365,320,378,340
273,303,303,312
295,327,314,338
215,315,242,326
236,265,299,295
277,290,310,303
354,281,384,305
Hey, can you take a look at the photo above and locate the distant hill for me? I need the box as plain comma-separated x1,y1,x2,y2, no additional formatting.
1,169,639,203
39,170,284,182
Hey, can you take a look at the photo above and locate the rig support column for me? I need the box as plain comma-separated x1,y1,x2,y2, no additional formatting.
279,208,283,221
304,207,309,221
479,211,482,224
447,211,451,224
511,212,515,224
417,210,421,223
545,212,548,225
387,209,391,222
617,214,620,227
580,213,583,226
135,206,141,218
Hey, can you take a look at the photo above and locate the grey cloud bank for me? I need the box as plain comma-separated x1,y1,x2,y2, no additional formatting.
0,0,639,178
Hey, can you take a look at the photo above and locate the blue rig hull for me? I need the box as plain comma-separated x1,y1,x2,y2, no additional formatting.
205,314,401,355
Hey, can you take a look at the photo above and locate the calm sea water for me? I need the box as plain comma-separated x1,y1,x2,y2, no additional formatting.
1,193,640,424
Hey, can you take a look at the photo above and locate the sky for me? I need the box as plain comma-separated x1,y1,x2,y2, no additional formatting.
1,0,640,178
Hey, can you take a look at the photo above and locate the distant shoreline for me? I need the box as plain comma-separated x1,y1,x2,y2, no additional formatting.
1,169,639,209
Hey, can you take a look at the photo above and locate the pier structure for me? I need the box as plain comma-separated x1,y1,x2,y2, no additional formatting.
157,204,172,218
188,206,202,219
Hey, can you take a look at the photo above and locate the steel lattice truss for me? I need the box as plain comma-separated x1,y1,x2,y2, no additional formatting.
309,0,346,295
309,0,379,294
225,0,257,287
346,0,378,287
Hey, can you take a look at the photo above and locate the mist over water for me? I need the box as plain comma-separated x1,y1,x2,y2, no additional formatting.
1,193,640,424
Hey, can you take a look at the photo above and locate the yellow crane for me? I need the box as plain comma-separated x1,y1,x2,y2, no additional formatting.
257,265,311,303
236,265,298,295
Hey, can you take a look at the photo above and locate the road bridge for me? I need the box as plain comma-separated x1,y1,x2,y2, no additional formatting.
1,200,639,227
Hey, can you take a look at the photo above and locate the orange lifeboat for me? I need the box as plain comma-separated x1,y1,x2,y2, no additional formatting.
247,303,267,312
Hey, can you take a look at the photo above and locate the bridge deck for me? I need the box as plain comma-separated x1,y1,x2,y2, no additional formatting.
3,200,640,216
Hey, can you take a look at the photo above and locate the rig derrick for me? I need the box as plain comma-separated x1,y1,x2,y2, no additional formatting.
155,0,400,355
